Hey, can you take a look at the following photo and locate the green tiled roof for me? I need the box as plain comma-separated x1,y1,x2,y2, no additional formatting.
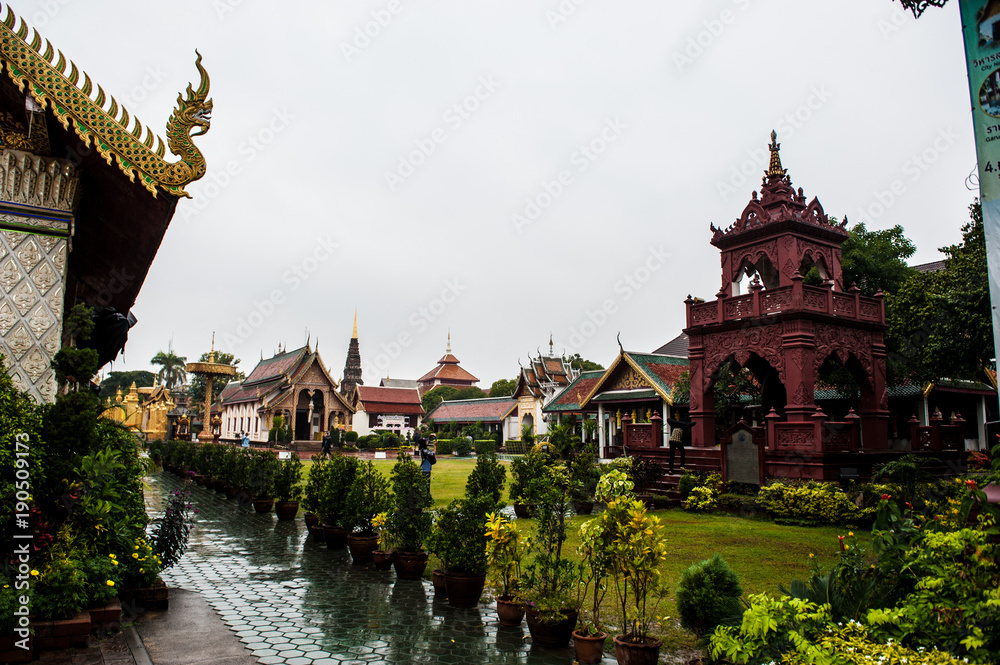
544,370,604,412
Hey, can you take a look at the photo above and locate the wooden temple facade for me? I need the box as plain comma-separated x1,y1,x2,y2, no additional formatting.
0,8,213,401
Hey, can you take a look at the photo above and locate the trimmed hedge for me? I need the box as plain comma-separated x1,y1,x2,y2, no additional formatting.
757,481,873,525
436,438,454,455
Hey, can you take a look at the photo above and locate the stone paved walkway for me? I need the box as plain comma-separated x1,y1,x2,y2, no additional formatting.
147,470,611,665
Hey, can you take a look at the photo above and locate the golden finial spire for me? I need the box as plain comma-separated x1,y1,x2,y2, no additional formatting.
446,329,452,354
549,333,554,356
209,332,216,363
766,129,786,179
352,308,358,339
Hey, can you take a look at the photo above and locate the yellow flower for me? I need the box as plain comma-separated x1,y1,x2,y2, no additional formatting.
109,554,116,559
106,580,115,587
135,546,139,550
112,560,118,566
844,544,850,551
30,570,39,576
139,568,144,573
848,531,854,537
132,553,139,559
808,553,815,559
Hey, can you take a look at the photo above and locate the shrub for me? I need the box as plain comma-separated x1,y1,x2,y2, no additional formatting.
151,488,198,569
677,471,698,498
453,437,472,457
474,439,496,455
757,481,873,525
685,485,718,512
344,460,392,535
505,440,526,454
676,554,744,637
344,430,359,443
465,447,506,503
716,493,757,515
273,453,303,502
436,438,454,455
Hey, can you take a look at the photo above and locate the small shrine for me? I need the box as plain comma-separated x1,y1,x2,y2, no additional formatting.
685,132,891,480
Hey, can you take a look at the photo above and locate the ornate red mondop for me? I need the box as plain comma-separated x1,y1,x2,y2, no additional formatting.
685,132,889,455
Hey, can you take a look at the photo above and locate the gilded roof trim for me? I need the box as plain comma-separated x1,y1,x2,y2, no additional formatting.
0,5,212,198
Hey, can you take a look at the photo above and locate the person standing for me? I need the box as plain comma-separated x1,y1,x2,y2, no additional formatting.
321,430,332,458
418,436,436,496
241,432,250,449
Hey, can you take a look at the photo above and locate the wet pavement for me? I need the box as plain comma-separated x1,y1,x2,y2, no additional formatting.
146,470,609,665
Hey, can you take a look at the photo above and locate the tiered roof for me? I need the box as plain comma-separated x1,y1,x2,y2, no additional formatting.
512,343,579,401
354,385,424,415
426,397,517,423
544,370,604,413
418,335,479,388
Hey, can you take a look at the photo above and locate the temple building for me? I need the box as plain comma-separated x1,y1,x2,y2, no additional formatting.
217,343,354,443
341,310,363,396
544,348,688,458
424,396,519,440
0,9,213,401
417,333,479,394
510,340,579,435
102,382,176,441
351,385,424,437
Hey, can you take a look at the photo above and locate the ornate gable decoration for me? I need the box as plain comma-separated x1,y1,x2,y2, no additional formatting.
710,131,847,246
0,5,211,198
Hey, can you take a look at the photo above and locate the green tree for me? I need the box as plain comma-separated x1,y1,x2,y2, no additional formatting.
489,378,517,397
187,351,243,417
840,222,917,297
422,385,458,415
99,370,155,400
567,354,603,371
151,348,187,389
886,201,993,383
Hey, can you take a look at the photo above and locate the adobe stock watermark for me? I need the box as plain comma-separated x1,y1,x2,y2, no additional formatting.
715,85,834,202
511,117,627,234
854,127,959,226
213,0,244,19
545,0,592,31
557,246,670,353
341,0,410,63
673,0,753,73
179,108,295,223
11,432,33,653
384,76,501,191
24,0,72,29
221,235,340,349
362,277,467,383
876,5,916,40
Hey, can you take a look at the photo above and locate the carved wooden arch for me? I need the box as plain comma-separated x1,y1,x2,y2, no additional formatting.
803,197,827,225
813,324,876,390
730,239,779,285
702,324,786,384
733,200,770,234
798,247,832,277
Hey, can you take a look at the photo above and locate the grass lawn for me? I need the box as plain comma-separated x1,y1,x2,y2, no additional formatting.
303,455,859,653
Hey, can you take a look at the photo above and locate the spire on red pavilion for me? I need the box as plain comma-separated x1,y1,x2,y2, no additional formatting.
766,129,786,180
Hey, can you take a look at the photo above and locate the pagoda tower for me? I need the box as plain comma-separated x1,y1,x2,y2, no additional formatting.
341,310,363,396
684,132,889,478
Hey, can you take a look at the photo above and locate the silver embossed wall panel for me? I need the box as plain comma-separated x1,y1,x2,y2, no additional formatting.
0,225,66,402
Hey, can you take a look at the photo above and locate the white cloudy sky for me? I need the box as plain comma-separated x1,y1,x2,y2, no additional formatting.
20,0,976,388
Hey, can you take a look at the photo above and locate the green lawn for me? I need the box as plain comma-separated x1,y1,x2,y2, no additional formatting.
303,455,857,652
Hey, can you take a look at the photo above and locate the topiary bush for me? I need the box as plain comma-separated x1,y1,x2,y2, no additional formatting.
436,438,454,455
453,437,472,457
676,553,744,638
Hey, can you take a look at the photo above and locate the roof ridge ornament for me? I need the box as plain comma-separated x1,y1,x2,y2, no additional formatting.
0,4,212,197
766,129,786,180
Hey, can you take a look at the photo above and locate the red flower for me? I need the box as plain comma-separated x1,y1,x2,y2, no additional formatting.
838,535,845,552
966,479,977,490
880,493,891,501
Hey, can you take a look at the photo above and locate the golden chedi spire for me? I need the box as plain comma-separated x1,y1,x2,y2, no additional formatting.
766,129,786,179
352,308,358,340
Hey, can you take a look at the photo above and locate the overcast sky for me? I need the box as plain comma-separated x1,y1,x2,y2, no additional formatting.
21,0,977,389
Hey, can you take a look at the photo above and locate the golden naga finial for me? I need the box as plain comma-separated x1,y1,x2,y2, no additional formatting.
766,129,786,179
0,5,212,198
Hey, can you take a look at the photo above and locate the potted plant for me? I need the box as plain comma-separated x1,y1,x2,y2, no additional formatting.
572,469,632,663
518,454,581,648
485,512,527,626
509,446,546,518
302,458,328,535
601,469,669,663
371,511,394,570
344,460,393,564
247,449,279,513
464,441,507,504
273,453,303,520
388,453,433,579
569,442,600,514
427,493,494,608
318,454,360,549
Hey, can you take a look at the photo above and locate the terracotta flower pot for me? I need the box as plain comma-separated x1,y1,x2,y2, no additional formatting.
444,571,486,608
304,512,320,533
513,502,534,519
432,569,448,597
525,607,578,648
613,635,662,665
372,550,394,570
322,525,348,549
222,483,237,500
252,497,274,513
274,500,299,521
495,596,525,627
347,533,380,564
573,629,607,664
392,551,429,580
